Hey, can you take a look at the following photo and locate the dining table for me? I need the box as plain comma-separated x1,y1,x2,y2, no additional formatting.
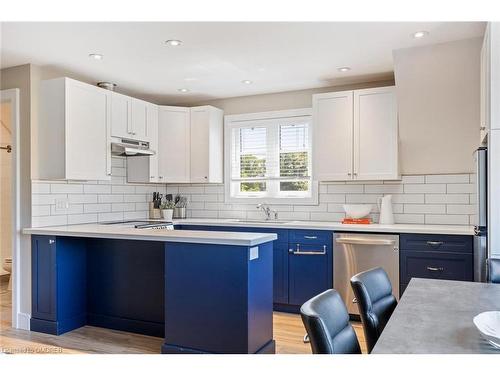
372,278,500,354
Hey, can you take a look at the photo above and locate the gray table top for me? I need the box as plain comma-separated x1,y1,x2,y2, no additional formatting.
372,278,500,354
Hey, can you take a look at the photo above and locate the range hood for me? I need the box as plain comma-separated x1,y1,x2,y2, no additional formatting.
111,139,155,156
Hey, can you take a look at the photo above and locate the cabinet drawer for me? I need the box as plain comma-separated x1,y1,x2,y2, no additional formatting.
400,234,473,253
289,230,332,245
400,250,473,284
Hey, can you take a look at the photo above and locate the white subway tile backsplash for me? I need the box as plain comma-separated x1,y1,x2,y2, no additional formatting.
425,214,469,225
404,204,446,214
84,184,112,194
446,183,476,194
404,184,446,193
32,171,475,228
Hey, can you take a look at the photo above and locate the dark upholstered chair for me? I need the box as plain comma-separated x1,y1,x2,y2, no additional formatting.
488,258,500,283
300,289,361,354
350,267,397,353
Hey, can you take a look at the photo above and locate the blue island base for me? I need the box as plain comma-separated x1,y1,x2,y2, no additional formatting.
161,340,276,354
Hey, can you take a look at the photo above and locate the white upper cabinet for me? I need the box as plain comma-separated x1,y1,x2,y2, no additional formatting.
354,87,399,180
110,93,152,142
313,86,399,181
127,103,159,183
312,91,353,181
37,77,111,181
157,106,191,183
110,92,131,139
190,106,224,183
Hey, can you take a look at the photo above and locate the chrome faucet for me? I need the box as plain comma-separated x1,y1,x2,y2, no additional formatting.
256,203,278,220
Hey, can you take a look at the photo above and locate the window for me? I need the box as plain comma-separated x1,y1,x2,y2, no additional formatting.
225,109,318,204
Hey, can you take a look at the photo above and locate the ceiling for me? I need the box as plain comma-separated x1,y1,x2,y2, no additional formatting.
0,22,485,104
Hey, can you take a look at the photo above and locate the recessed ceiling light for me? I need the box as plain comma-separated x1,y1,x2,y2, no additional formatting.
165,39,182,46
338,67,351,72
88,53,103,60
242,80,253,84
178,88,189,93
413,31,429,39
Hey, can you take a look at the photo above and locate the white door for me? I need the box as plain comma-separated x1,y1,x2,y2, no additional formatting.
147,104,159,181
158,106,190,183
190,107,210,183
65,80,110,180
312,91,353,181
131,99,148,140
111,92,131,139
353,86,399,180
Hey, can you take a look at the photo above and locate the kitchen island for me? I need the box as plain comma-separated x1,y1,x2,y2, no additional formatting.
23,224,277,354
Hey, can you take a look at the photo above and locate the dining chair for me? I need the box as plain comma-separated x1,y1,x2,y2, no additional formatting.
350,267,397,353
300,289,361,354
488,258,500,283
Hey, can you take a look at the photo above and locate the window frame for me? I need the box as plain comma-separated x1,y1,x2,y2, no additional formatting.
224,108,318,205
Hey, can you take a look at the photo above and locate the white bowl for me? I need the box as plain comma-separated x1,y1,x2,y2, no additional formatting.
473,311,500,349
343,204,372,219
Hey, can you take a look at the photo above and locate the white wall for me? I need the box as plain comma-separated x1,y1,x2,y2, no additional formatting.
393,37,482,174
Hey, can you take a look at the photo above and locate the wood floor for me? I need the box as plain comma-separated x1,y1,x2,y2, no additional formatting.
0,280,366,354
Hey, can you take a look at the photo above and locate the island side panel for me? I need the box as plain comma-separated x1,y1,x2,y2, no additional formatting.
247,241,274,353
31,236,87,335
162,241,274,354
86,238,165,337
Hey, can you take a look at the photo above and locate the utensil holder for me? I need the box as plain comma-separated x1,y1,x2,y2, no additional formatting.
149,202,162,219
173,207,186,219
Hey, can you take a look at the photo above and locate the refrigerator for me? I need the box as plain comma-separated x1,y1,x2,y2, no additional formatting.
474,147,488,282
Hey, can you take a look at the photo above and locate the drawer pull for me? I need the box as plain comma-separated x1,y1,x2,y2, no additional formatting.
426,266,444,272
49,239,55,244
303,236,318,239
289,244,327,255
426,241,444,247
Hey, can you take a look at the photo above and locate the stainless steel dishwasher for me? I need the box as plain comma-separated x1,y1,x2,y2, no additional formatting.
333,233,399,315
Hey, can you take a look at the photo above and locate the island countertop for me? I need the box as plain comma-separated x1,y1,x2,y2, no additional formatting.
22,223,277,246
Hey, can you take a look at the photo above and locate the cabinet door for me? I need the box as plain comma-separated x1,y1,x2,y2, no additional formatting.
288,243,330,306
312,91,353,181
131,99,148,140
158,106,190,183
32,236,57,321
66,80,110,180
400,250,473,284
354,86,399,180
190,106,210,183
111,92,131,139
147,104,159,181
273,243,289,304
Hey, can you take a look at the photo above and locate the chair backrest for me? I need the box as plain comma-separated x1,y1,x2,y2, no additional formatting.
350,267,397,353
488,258,500,283
300,289,361,354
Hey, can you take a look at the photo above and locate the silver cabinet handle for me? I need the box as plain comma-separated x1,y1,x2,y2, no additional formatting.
49,239,55,244
303,236,317,239
336,237,396,246
347,172,352,176
426,266,444,272
159,176,164,179
289,244,327,255
352,298,358,304
426,241,444,247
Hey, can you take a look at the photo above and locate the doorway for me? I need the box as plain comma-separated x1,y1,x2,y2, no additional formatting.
0,89,20,329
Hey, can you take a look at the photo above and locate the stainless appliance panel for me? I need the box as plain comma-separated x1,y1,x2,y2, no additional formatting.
474,234,488,282
334,233,399,315
474,147,487,228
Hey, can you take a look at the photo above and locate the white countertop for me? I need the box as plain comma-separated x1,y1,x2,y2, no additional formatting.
173,218,475,236
22,223,277,246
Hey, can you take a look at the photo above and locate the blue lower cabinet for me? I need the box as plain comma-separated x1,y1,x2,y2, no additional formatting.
31,235,87,335
399,234,473,287
287,236,333,307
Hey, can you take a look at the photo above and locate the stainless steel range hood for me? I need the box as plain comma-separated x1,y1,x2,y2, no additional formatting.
111,139,155,156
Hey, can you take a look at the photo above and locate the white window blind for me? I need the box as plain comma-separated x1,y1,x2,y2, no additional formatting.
227,112,314,201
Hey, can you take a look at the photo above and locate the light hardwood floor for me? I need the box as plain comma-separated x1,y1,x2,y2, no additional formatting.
0,280,366,354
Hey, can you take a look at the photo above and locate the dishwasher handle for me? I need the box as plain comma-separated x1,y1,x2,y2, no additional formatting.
335,237,397,246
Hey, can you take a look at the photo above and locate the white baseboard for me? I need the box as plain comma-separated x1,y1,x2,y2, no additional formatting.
15,312,30,330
